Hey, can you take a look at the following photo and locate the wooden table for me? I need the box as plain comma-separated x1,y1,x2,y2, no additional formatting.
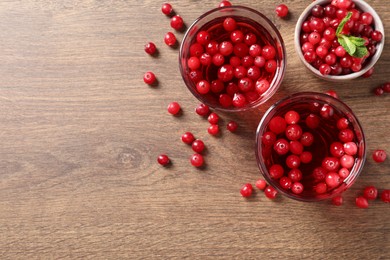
0,1,389,259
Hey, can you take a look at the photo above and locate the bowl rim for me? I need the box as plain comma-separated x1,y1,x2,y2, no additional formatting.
179,5,287,112
255,91,367,202
294,0,385,81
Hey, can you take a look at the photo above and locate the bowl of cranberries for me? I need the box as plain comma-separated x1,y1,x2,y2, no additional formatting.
256,92,366,201
179,6,286,111
295,0,384,81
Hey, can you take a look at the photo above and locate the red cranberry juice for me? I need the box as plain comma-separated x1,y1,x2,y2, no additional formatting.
263,102,358,197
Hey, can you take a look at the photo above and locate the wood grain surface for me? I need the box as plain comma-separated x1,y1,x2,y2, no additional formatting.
0,0,389,259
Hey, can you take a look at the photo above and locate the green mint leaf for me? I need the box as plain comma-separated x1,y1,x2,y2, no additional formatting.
354,46,369,58
349,36,366,47
339,35,356,56
336,12,352,35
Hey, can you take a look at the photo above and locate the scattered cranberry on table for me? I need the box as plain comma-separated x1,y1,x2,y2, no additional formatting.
255,179,267,190
143,71,156,85
167,102,181,115
275,4,289,18
171,15,184,31
264,185,278,199
164,32,177,46
195,103,210,117
190,153,204,167
181,132,195,145
219,0,232,8
381,190,390,203
363,186,378,200
192,139,205,153
161,3,173,16
227,121,238,132
240,183,253,197
144,42,157,55
355,196,369,209
157,154,170,166
332,196,343,206
372,149,386,163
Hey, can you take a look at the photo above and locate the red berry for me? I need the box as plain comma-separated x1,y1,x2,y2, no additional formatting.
167,102,181,115
208,112,219,125
372,149,386,163
337,117,349,130
144,42,157,55
291,182,304,194
288,169,303,182
262,45,276,60
245,33,257,46
181,132,195,144
164,32,177,46
262,131,277,146
289,140,304,155
232,93,247,108
338,168,350,179
219,41,234,56
157,154,170,166
269,164,284,179
196,80,211,94
285,124,303,141
190,153,204,167
279,177,292,190
381,190,390,203
320,104,334,119
382,82,390,93
240,183,253,197
192,139,205,153
190,43,204,57
325,90,338,99
322,157,340,172
362,67,374,78
313,167,327,182
325,172,341,188
275,4,289,18
195,103,210,117
255,179,267,190
300,151,313,164
219,94,233,108
363,186,378,200
143,71,156,85
330,142,345,158
284,110,300,125
374,87,384,96
161,3,173,16
208,124,219,136
355,196,369,209
315,182,327,194
269,116,287,134
338,129,355,143
223,17,237,32
273,138,290,155
170,15,184,30
196,31,210,45
230,30,244,43
264,185,278,199
332,196,343,206
286,154,301,169
305,114,320,129
255,79,270,94
219,0,232,7
187,56,201,70
300,132,314,147
227,121,238,132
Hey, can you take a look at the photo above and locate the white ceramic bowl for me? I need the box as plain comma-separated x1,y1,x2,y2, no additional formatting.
294,0,385,81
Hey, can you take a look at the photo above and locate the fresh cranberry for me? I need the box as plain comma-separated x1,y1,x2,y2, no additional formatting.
336,0,352,9
219,41,234,56
337,117,349,130
190,43,203,57
238,77,254,92
247,66,261,80
255,179,267,190
315,182,327,194
381,190,390,203
325,90,338,99
234,43,249,57
262,45,276,60
227,121,238,132
143,71,156,85
219,0,232,7
144,42,157,55
212,53,225,66
311,4,324,17
291,182,304,194
289,140,304,155
219,94,233,107
360,12,373,25
167,102,181,115
240,183,253,197
383,82,390,93
319,64,331,75
322,157,340,172
264,185,278,199
262,131,277,146
332,196,343,206
363,186,378,200
170,15,184,30
269,116,287,134
275,4,289,18
279,177,292,189
320,104,334,119
286,155,301,169
372,149,386,163
210,79,224,93
285,124,303,141
190,153,204,167
288,169,303,182
325,172,341,188
187,56,201,70
157,154,170,166
196,31,210,45
305,114,320,129
339,129,355,143
273,138,290,155
300,132,314,147
244,33,257,46
208,124,219,136
188,70,203,83
255,79,270,94
313,167,327,181
284,110,300,125
195,103,210,117
343,142,358,156
374,87,384,96
208,112,219,125
269,164,284,179
330,142,345,158
355,196,369,209
182,132,195,144
232,93,247,108
300,151,313,164
161,3,173,16
223,17,236,32
206,41,219,55
192,139,205,153
164,32,177,46
196,80,211,94
338,168,350,179
254,56,266,67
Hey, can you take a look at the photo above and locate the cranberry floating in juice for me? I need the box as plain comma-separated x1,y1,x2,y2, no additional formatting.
179,6,286,111
256,92,366,201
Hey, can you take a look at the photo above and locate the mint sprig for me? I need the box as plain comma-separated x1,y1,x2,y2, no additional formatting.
336,12,368,58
